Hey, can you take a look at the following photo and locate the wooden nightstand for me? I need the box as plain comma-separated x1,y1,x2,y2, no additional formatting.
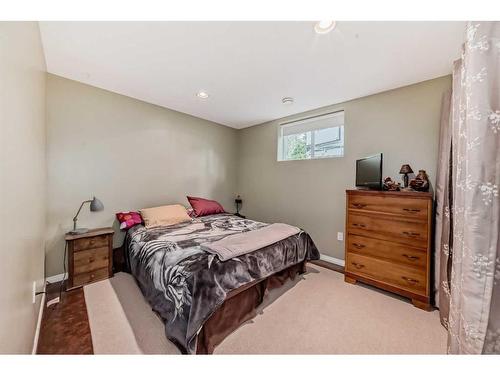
65,227,114,290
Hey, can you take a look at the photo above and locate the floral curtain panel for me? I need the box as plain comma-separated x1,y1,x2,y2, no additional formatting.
436,21,500,354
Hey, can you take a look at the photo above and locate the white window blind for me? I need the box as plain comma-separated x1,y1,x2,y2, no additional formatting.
281,111,345,136
277,110,345,161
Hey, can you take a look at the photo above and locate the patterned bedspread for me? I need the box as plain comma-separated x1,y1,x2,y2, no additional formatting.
125,213,319,354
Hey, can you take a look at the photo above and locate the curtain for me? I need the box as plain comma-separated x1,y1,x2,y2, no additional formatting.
436,21,500,354
434,87,453,328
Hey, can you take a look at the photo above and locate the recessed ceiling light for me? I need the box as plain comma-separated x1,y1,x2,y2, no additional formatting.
314,21,336,34
197,91,209,99
282,97,294,105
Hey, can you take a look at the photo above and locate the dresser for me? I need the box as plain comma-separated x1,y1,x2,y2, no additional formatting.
344,190,432,310
65,227,114,290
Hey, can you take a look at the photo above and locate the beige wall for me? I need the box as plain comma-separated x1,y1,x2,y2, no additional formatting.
0,22,47,353
45,74,238,277
0,24,452,352
44,70,450,274
237,76,451,260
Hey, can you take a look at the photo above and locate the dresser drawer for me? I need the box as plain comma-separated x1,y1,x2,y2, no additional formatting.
346,253,426,295
73,267,109,287
73,246,110,274
73,234,109,252
348,194,428,219
347,234,427,268
348,213,428,248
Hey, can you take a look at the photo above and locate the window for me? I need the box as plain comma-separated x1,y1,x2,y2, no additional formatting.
277,111,344,161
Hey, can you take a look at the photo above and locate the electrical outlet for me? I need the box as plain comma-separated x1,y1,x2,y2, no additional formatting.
32,281,36,304
337,232,344,241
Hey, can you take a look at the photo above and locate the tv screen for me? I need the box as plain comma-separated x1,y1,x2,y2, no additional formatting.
356,154,383,190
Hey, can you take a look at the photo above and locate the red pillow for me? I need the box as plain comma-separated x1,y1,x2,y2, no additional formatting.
116,211,143,230
187,196,225,217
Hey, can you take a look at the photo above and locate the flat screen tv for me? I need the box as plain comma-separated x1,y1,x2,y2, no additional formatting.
356,153,383,190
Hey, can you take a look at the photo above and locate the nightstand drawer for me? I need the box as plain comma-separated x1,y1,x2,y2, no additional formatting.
73,267,109,287
74,247,109,274
74,234,109,252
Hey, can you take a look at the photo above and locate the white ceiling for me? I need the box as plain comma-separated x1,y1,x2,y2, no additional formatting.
39,21,465,129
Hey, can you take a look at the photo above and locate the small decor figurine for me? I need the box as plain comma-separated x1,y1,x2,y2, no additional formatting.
383,177,401,191
409,170,430,192
399,164,414,188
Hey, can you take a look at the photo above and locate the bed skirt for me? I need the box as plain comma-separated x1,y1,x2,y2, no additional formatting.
195,260,307,354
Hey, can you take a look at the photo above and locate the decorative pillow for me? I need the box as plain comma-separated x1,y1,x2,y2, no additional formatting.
140,204,192,228
187,196,225,217
116,211,143,230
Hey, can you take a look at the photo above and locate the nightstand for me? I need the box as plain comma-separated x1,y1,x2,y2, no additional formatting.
65,227,114,290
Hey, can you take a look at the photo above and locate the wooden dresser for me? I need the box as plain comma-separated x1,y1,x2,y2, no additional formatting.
65,227,114,290
344,190,432,310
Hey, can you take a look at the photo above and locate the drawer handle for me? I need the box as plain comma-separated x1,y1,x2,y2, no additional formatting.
402,254,420,261
402,231,420,237
402,276,419,284
90,274,95,279
403,208,421,213
351,262,365,270
352,243,365,249
88,257,95,263
352,223,367,228
89,240,95,246
352,203,367,209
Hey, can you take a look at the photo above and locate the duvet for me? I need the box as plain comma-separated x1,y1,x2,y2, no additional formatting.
125,213,319,354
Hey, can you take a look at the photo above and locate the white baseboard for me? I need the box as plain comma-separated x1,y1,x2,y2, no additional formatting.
46,273,67,284
32,283,46,354
320,254,345,267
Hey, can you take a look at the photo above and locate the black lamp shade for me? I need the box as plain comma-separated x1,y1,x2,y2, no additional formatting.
399,164,413,174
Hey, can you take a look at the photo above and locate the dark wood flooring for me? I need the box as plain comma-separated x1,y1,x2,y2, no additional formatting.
36,282,93,354
36,260,342,354
311,259,345,274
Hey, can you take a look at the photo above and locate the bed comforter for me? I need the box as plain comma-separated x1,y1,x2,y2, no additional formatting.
125,213,319,354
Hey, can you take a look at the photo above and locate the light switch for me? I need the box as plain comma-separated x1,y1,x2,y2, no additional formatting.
337,232,344,241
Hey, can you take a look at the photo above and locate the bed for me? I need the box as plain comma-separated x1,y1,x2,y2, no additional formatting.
124,213,319,354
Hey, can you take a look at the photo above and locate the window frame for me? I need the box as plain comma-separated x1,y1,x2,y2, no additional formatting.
277,110,345,162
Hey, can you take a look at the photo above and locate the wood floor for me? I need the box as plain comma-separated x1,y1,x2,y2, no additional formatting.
36,282,93,354
36,261,343,354
310,259,344,274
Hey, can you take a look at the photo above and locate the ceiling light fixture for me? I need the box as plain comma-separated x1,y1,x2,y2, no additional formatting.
282,97,294,105
314,20,336,34
197,91,209,99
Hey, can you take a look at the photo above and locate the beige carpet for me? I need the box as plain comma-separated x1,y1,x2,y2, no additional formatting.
84,264,447,354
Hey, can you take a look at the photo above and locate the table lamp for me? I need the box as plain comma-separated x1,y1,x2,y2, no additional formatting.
399,164,414,188
69,197,104,234
235,195,243,215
